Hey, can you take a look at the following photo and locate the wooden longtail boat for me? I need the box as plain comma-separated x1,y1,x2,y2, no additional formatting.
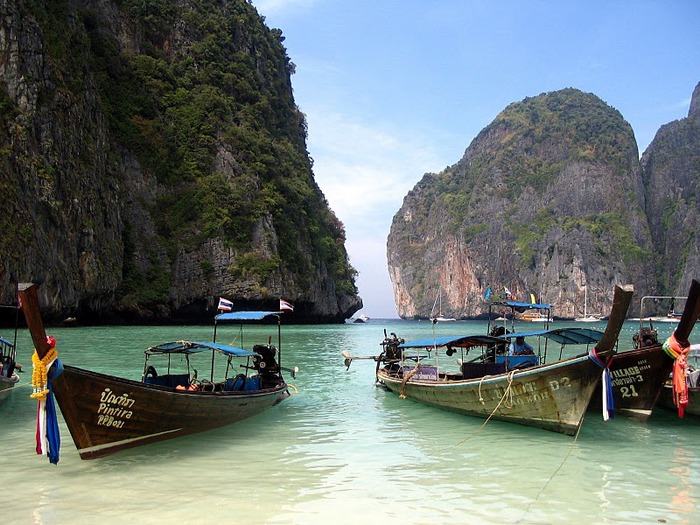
358,285,633,436
18,283,293,460
600,279,700,421
0,298,21,404
658,347,700,417
0,335,20,404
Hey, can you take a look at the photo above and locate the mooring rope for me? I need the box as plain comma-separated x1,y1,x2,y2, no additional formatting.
399,365,420,398
516,416,584,523
436,370,517,451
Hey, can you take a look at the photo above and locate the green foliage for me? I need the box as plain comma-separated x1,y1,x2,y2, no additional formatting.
73,0,356,303
228,252,281,285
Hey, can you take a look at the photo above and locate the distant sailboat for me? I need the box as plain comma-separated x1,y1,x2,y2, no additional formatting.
576,286,601,322
431,289,456,322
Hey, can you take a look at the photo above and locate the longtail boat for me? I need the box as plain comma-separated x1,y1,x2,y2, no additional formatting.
589,279,700,421
0,335,20,403
19,283,294,461
0,296,21,404
345,285,633,436
658,345,700,417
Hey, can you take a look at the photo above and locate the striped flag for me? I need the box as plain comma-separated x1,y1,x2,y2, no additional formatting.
217,297,233,312
280,298,294,312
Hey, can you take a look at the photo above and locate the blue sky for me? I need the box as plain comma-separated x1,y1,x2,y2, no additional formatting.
251,0,700,318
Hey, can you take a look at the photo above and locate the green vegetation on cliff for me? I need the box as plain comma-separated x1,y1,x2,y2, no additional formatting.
27,0,355,307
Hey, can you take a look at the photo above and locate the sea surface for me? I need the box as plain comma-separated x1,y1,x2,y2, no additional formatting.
2,318,699,524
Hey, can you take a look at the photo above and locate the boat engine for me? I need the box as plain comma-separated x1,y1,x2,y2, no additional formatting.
253,344,281,382
633,326,659,349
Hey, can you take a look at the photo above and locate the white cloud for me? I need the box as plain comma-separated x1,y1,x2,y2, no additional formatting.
302,108,457,317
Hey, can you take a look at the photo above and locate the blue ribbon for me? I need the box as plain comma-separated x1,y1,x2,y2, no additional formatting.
46,359,64,465
588,348,615,419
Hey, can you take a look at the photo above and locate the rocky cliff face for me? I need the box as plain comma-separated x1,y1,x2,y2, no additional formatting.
0,0,361,323
388,88,660,319
640,82,700,297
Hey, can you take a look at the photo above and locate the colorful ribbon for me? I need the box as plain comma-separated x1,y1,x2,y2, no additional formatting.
663,333,690,418
31,335,63,464
589,347,615,420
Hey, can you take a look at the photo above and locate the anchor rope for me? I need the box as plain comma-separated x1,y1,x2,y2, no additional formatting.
436,370,517,451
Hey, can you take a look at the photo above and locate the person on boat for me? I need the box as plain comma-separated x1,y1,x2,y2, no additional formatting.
508,336,535,356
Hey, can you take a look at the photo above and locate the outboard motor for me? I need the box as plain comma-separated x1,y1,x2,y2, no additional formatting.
487,325,510,360
253,344,281,384
633,326,659,349
381,332,404,361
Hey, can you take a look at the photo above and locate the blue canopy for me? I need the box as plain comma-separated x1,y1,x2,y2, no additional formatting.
147,340,257,357
493,300,552,310
501,327,603,346
215,311,280,322
399,334,504,349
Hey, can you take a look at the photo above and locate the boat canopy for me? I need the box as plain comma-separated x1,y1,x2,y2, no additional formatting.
399,334,504,350
215,311,280,322
147,340,257,357
500,327,603,346
492,300,552,312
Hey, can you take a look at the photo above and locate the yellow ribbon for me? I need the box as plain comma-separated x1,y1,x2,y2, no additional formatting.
30,347,58,401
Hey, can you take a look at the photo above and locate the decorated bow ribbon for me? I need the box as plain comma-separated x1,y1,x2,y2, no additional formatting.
589,347,615,421
663,333,690,418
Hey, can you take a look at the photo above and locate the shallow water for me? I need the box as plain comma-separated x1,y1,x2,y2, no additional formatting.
1,319,699,524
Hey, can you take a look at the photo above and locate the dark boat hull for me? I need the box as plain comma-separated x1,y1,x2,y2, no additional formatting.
53,365,289,459
0,374,19,404
378,354,601,436
590,344,674,421
658,385,700,417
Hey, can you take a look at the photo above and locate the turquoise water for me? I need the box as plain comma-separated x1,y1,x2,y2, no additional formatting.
1,319,699,524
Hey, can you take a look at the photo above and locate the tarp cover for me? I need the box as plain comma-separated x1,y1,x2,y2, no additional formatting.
215,311,280,322
491,300,552,310
399,334,504,349
500,327,603,346
147,340,256,357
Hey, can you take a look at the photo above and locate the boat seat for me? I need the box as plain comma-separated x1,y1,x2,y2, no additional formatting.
495,355,539,370
144,373,190,388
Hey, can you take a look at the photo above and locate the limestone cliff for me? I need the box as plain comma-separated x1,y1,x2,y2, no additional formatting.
0,0,361,323
388,88,657,319
640,82,700,296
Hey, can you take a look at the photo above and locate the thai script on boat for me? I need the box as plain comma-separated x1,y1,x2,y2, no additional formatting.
97,387,135,429
610,362,648,387
404,366,439,382
489,379,565,405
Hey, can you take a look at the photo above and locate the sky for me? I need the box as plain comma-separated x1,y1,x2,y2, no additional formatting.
251,0,700,318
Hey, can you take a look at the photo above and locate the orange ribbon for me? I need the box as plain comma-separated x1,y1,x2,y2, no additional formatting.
663,333,690,418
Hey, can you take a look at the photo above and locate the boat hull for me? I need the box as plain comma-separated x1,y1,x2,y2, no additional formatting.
590,344,673,421
0,373,19,404
378,355,600,436
658,386,700,417
53,365,289,459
